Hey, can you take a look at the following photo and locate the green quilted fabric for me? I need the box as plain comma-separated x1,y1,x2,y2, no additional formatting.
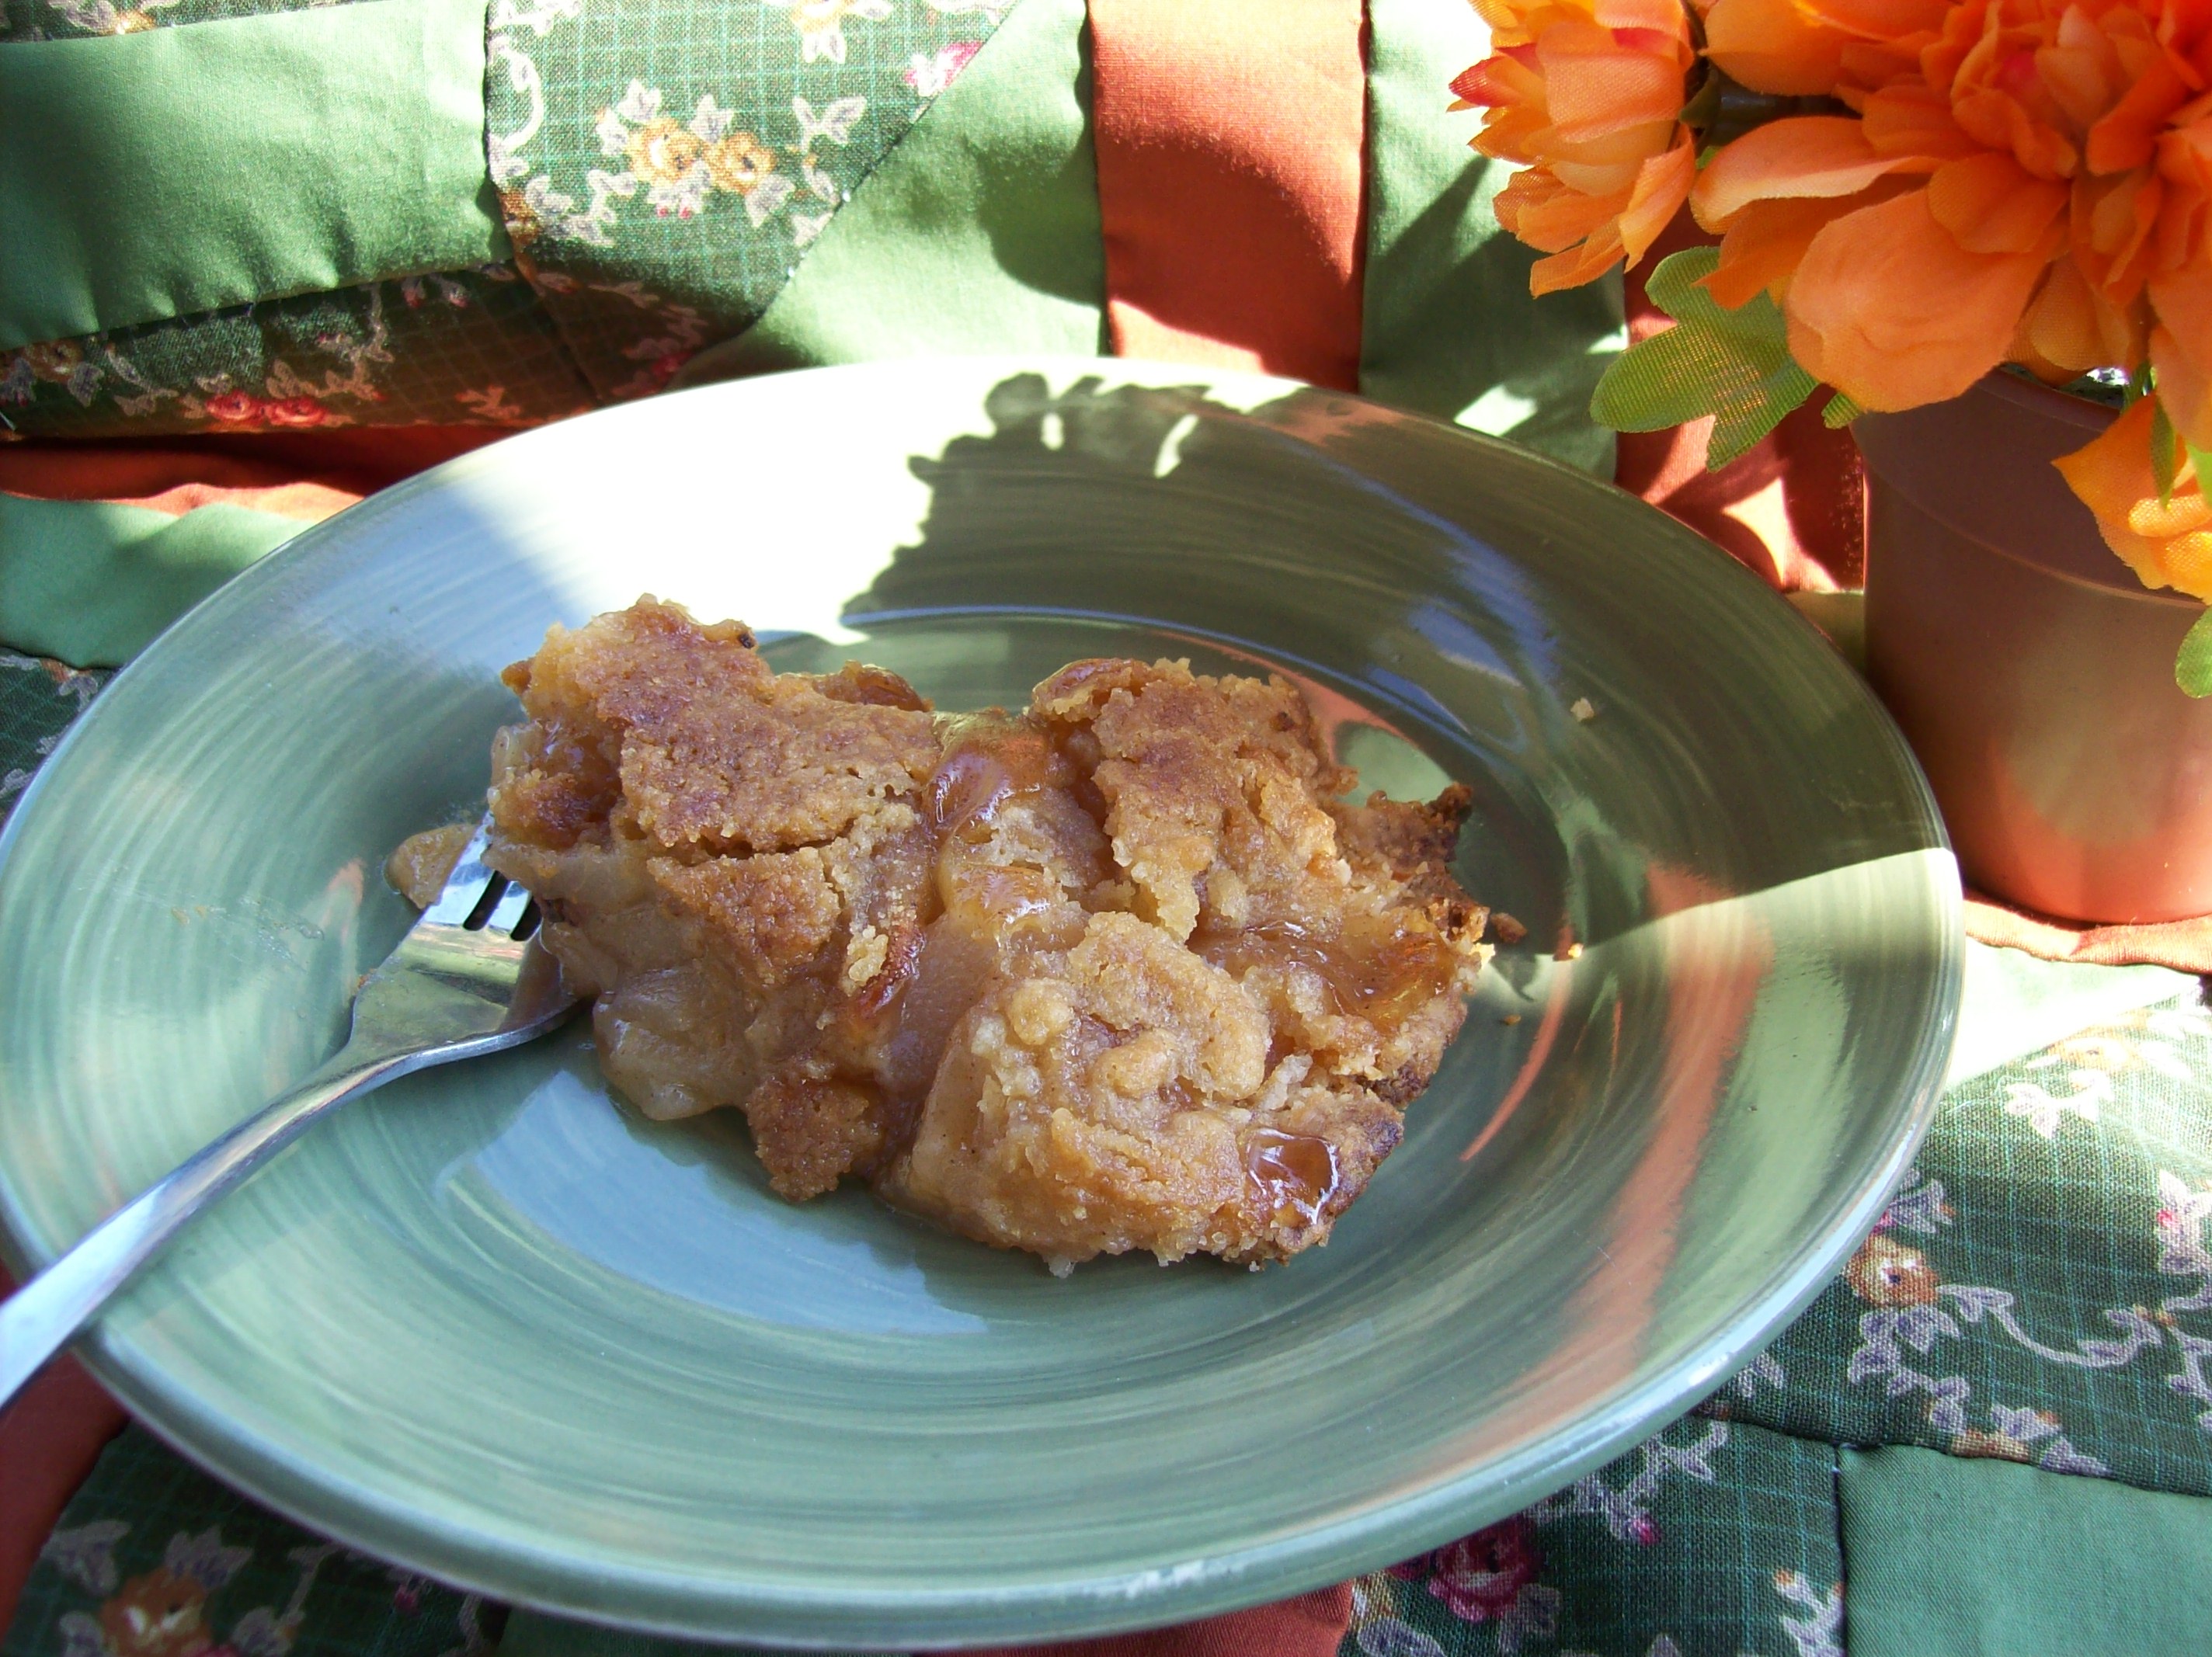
1838,1445,2212,1657
1346,1423,1845,1657
0,651,105,820
1,1431,502,1657
1724,1007,2212,1496
0,495,297,664
0,0,1015,433
482,0,1011,399
0,0,1613,462
0,267,591,436
0,0,506,353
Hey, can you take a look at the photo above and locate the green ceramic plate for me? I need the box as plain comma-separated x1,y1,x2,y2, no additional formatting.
0,360,1960,1649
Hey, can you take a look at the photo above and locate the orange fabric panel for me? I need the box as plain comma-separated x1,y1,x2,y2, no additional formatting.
1087,0,1368,390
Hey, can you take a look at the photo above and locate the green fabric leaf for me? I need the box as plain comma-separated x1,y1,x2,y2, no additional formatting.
2179,607,2212,697
1590,246,1817,467
1823,391,1862,427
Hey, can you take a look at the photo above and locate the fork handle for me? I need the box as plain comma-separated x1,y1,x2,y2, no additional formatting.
0,1045,414,1413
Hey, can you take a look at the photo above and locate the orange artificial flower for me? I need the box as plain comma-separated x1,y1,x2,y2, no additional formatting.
2053,394,2212,599
1689,0,2212,426
1452,0,1699,294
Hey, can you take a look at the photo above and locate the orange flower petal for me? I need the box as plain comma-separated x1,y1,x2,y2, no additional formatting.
1785,187,2050,408
2087,52,2189,175
2158,117,2212,189
2149,259,2212,372
1837,39,1926,97
2165,531,2212,593
2036,40,2119,133
1617,134,1700,263
1951,89,2078,179
1592,0,1694,34
2059,404,2164,524
1860,82,1987,158
1699,182,1913,304
1497,169,1629,250
2151,321,2212,453
1796,0,1948,42
1532,228,1630,294
1538,21,1692,141
1470,0,1531,39
2052,397,2212,599
1703,0,1849,95
1691,115,1928,226
1451,57,1537,108
2127,488,2212,539
2158,120,2212,246
1928,151,2071,252
2076,168,2167,307
1546,116,1691,175
2022,253,2137,370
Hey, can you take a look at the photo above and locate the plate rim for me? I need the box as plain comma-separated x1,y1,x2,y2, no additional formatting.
0,356,1964,1649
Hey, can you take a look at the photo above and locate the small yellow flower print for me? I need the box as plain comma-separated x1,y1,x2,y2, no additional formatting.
1949,1427,2035,1463
22,341,83,384
625,119,704,186
97,1569,210,1657
499,187,543,250
704,132,776,195
1845,1231,1940,1307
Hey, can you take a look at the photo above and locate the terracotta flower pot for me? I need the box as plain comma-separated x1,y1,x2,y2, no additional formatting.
1856,370,2212,926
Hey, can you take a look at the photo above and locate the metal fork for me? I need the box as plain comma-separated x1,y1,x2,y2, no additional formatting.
0,817,578,1411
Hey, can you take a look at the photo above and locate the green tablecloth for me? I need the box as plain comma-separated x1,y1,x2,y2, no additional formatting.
3,506,2210,1656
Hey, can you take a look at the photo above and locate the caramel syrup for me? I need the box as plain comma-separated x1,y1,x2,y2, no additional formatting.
1196,916,1454,1024
1245,1129,1341,1225
926,718,1063,837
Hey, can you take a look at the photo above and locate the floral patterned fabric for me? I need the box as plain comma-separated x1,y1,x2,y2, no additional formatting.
0,0,1010,435
1348,1423,1845,1657
1337,997,2212,1655
483,0,1007,399
0,651,106,818
0,271,592,439
1725,1004,2212,1498
4,1433,499,1657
